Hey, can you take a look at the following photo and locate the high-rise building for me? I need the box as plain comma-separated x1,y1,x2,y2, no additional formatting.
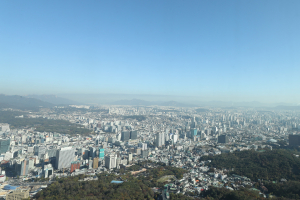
0,124,10,132
218,135,229,143
88,159,93,169
70,161,80,173
93,157,99,169
289,134,300,146
105,154,116,169
173,134,178,143
20,159,29,176
116,157,121,169
55,147,75,170
190,128,197,138
135,148,141,155
155,133,165,147
141,150,148,158
138,143,147,150
128,153,133,164
99,148,105,159
130,130,138,140
0,139,10,154
44,164,53,178
121,131,130,141
34,146,46,159
190,117,197,129
89,147,96,159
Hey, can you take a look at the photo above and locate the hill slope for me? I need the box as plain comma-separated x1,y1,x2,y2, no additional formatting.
26,94,79,105
200,149,300,181
0,94,53,110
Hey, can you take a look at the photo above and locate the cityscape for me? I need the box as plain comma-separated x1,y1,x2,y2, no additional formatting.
1,0,300,199
0,101,299,199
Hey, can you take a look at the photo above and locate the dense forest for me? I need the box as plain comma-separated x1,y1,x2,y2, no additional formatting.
200,149,300,181
0,111,91,135
263,181,300,199
127,161,187,188
35,162,189,200
35,173,154,200
34,159,300,200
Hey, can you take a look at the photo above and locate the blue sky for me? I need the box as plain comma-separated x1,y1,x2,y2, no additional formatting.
0,0,300,103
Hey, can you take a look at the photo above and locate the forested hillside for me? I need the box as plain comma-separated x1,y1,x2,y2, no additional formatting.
35,174,154,200
200,149,300,181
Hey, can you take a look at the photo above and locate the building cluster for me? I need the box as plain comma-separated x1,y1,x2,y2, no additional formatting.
0,106,299,198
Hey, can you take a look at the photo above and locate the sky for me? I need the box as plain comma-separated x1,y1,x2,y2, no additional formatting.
0,0,300,103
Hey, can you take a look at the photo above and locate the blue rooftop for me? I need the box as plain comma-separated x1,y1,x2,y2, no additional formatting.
3,185,18,190
110,180,124,184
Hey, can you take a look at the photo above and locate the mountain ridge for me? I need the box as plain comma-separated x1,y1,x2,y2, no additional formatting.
0,94,54,110
26,94,80,105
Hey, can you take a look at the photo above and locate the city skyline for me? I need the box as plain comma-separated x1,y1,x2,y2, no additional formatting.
1,0,300,103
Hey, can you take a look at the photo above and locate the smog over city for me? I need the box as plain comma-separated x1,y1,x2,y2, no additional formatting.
0,1,300,200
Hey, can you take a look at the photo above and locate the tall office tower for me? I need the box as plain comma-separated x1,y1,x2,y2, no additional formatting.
116,157,121,169
105,154,116,169
165,128,170,135
121,131,130,141
212,127,218,134
130,130,138,140
88,159,93,169
173,134,178,143
205,128,211,136
128,153,133,164
28,159,34,171
155,132,165,147
99,148,105,159
35,146,46,159
93,157,99,168
0,139,10,154
0,123,10,132
138,142,147,150
141,150,148,158
190,128,197,138
89,147,96,159
218,135,229,144
20,159,29,176
116,133,121,141
289,134,300,146
70,161,80,173
190,117,197,129
44,164,53,178
200,132,206,140
135,148,141,155
55,147,75,170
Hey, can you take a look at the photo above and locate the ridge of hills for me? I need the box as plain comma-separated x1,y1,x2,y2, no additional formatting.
0,94,54,110
26,94,80,105
111,99,197,107
0,94,79,111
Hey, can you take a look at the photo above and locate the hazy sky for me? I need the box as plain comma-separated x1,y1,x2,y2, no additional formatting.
0,0,300,103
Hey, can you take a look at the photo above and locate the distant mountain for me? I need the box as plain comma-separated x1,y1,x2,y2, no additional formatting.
0,94,54,110
26,95,79,105
111,99,196,107
160,101,197,107
274,105,300,110
112,99,152,106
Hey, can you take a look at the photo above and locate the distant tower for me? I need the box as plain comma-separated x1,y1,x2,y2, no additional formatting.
218,135,229,144
156,132,165,147
121,131,130,141
105,154,116,169
55,147,75,170
130,130,138,140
